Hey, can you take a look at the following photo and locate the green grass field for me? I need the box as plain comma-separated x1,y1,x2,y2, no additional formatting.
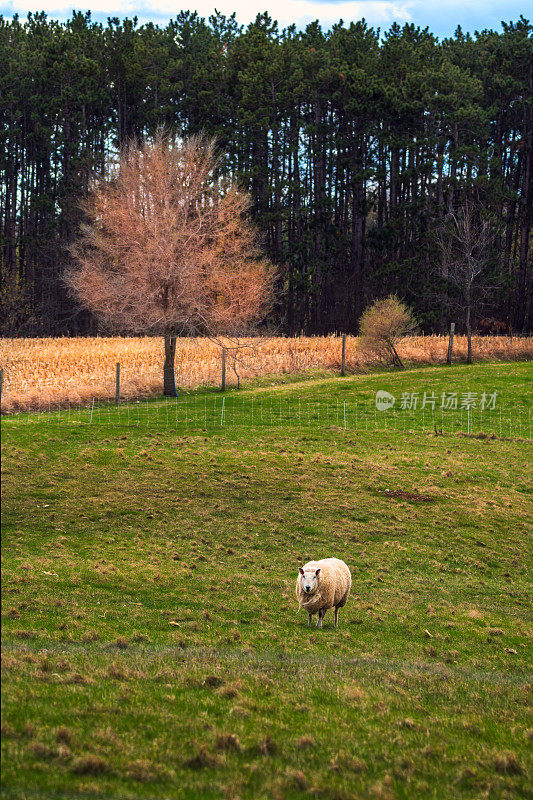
2,362,532,799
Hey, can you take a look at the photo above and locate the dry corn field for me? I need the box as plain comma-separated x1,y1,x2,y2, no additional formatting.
1,334,532,413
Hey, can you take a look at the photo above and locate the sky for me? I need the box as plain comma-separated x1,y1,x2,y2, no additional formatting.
0,0,529,38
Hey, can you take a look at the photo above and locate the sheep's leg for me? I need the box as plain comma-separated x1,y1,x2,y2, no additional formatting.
334,606,339,628
308,613,313,627
317,609,326,629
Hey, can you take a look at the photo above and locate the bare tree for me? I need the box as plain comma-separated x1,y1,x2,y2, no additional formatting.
435,201,496,364
66,131,275,394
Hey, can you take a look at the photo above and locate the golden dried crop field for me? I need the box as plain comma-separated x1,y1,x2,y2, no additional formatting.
1,334,531,413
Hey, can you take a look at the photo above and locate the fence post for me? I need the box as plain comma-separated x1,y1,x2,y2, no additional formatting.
221,347,226,392
0,368,3,405
446,322,455,365
115,363,120,405
341,334,346,376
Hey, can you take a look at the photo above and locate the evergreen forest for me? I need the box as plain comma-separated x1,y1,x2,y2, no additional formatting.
1,11,531,335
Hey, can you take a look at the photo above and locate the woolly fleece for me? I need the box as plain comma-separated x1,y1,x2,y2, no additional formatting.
295,558,351,616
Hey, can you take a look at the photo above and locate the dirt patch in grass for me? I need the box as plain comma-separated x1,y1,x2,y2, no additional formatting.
55,727,73,745
295,736,315,750
203,675,224,688
28,742,57,760
215,733,242,752
1,722,16,738
252,735,278,756
184,745,220,770
126,758,158,782
492,751,523,775
71,755,110,775
381,489,436,502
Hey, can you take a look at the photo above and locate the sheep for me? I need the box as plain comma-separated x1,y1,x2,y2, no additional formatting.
295,558,351,629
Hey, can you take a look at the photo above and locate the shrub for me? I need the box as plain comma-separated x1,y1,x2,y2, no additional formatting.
358,295,417,368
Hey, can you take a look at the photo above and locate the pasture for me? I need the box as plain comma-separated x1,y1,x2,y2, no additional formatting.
1,362,532,799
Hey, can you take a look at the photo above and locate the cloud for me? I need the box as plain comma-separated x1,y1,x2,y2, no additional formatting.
1,0,415,29
4,0,134,14
1,0,526,35
151,0,415,29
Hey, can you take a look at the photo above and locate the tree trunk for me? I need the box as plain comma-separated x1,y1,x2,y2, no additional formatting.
517,95,532,331
390,343,404,369
163,335,177,396
350,139,365,325
466,303,472,365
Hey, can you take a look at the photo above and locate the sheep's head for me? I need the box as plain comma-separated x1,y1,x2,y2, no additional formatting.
298,566,321,595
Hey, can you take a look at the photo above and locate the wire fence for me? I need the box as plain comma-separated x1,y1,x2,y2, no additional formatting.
2,395,532,440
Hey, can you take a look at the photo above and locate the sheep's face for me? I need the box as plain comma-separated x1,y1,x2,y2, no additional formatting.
298,567,321,595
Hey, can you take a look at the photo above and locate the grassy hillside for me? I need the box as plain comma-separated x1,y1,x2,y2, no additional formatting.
1,363,532,799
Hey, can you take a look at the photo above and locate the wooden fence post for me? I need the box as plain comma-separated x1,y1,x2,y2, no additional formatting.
0,368,3,403
341,334,346,376
221,348,226,392
115,363,120,405
446,323,455,365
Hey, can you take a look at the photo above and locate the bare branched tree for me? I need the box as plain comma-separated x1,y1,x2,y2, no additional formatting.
435,201,496,364
66,131,275,394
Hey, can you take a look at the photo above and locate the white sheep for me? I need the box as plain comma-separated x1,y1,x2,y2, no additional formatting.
295,558,352,629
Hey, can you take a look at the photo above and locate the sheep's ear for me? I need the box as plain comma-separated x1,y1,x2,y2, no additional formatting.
315,568,321,576
298,567,304,575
